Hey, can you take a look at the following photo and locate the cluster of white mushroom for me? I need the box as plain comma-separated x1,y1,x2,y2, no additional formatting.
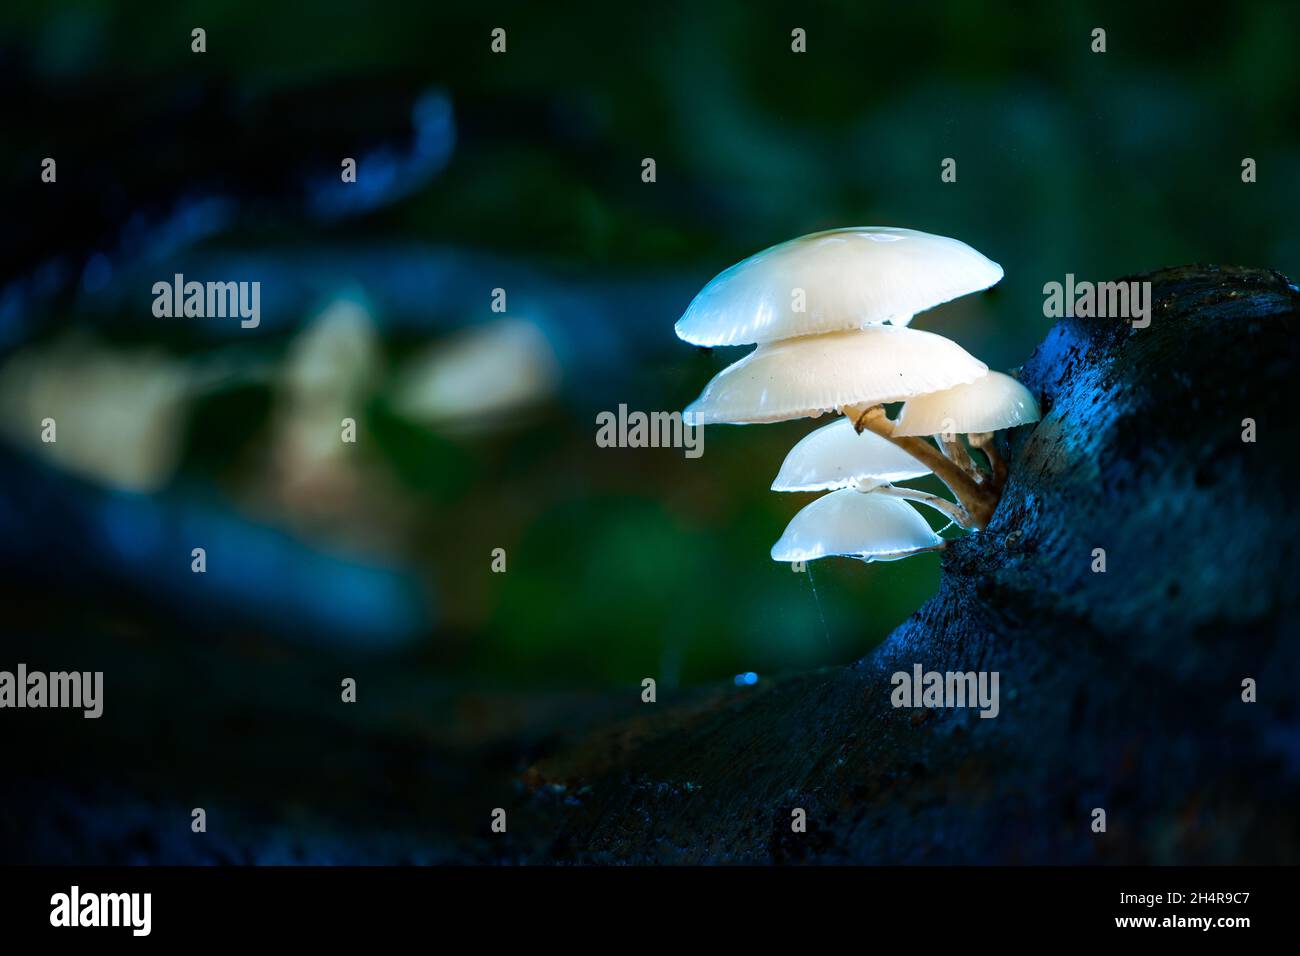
676,227,1041,565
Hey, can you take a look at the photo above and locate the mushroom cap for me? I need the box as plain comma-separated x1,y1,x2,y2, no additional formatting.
675,227,1003,347
684,325,988,425
772,417,930,491
893,370,1041,437
770,487,944,562
391,318,560,430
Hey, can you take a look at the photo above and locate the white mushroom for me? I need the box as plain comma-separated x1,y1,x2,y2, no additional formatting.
675,227,1003,347
683,325,987,425
390,318,560,433
772,417,929,492
770,487,944,563
0,333,192,493
893,370,1041,437
674,225,1033,542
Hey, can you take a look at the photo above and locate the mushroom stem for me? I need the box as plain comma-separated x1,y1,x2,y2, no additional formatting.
870,484,974,529
969,432,1007,491
940,436,983,482
844,404,999,529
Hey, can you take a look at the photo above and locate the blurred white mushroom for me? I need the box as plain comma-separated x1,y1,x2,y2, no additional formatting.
772,418,929,491
391,317,560,433
675,227,1003,346
770,486,944,563
0,333,191,493
684,326,987,425
282,296,379,408
274,296,380,476
267,297,383,523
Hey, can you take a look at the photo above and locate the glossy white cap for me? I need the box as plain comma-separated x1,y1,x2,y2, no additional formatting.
770,487,944,562
684,325,987,425
772,417,929,491
675,227,1003,347
894,370,1040,437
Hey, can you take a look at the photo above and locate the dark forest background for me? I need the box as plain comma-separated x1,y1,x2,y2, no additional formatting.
0,1,1297,863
